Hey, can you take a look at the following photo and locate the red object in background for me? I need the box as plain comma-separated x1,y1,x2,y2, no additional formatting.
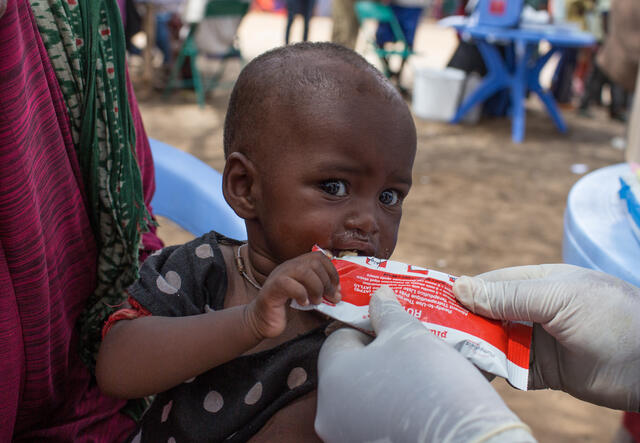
254,0,286,13
623,412,640,442
489,0,506,15
456,0,470,16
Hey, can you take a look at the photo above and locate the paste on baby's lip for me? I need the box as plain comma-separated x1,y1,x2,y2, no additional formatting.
319,250,358,259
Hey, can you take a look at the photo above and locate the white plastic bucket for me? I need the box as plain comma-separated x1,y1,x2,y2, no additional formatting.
412,66,481,123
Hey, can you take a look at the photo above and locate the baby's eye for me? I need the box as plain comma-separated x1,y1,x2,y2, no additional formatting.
319,180,348,196
379,189,400,206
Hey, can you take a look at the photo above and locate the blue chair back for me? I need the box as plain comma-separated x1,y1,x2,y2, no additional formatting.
149,138,247,240
476,0,524,28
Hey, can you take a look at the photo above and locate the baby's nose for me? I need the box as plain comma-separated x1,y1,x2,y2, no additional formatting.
344,202,379,235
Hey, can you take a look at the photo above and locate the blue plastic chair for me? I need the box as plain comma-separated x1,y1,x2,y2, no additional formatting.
149,138,247,240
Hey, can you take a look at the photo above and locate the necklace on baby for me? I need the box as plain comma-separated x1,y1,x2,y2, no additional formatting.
235,244,262,290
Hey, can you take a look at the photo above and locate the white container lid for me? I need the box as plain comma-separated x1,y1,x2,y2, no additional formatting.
563,163,640,287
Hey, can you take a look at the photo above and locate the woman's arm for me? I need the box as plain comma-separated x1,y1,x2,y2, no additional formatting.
96,305,261,399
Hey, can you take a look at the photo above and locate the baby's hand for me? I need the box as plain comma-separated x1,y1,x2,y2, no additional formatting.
245,251,340,339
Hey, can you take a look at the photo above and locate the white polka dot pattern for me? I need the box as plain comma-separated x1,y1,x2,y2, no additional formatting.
195,244,214,258
161,400,173,423
244,382,263,405
203,390,224,413
168,437,176,443
165,271,181,288
184,376,196,383
287,367,307,389
156,271,181,294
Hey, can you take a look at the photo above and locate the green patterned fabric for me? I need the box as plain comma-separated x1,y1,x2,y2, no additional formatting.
29,0,153,371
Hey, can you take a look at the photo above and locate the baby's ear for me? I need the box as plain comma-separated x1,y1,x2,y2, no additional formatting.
223,152,257,220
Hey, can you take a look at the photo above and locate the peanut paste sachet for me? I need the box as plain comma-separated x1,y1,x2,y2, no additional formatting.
292,246,532,390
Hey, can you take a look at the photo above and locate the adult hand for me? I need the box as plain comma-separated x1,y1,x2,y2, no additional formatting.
454,264,640,411
315,286,535,443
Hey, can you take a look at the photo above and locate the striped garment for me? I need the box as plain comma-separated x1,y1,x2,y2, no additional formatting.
0,0,161,440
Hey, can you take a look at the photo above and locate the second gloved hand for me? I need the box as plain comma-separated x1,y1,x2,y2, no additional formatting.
454,264,640,411
315,285,535,443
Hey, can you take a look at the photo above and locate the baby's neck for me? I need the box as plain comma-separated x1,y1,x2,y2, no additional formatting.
240,243,278,288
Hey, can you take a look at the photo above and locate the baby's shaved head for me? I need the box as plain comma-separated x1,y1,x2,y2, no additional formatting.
223,42,403,159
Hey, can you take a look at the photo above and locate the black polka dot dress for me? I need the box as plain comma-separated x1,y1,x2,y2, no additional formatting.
125,232,328,442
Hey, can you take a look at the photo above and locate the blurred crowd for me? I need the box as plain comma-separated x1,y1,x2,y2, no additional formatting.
127,0,637,126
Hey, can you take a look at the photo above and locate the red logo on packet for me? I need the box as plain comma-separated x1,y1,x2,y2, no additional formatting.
366,257,387,268
407,264,429,275
489,0,505,15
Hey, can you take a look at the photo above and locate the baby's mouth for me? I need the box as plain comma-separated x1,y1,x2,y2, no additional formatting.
334,250,359,258
330,231,376,258
330,249,371,258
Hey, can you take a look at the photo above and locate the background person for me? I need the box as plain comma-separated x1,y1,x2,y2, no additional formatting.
331,0,359,49
577,0,629,121
285,0,316,43
596,0,640,167
375,0,431,51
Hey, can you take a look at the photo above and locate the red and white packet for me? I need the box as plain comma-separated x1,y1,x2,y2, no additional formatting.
292,246,533,390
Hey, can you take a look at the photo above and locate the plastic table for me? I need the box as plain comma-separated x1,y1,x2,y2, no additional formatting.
439,17,596,143
562,163,640,288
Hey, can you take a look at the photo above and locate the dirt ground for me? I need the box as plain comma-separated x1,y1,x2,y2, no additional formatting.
132,11,629,442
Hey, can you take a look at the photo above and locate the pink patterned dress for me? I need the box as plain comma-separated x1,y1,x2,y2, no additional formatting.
0,0,161,440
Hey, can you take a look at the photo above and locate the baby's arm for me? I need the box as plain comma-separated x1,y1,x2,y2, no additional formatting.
96,304,261,399
96,248,340,399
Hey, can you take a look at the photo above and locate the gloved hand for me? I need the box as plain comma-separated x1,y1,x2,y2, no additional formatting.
453,264,640,411
315,286,535,443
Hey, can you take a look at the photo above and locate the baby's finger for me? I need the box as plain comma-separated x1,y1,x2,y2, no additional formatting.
274,276,313,307
296,266,329,305
309,258,340,301
310,252,340,302
313,251,340,287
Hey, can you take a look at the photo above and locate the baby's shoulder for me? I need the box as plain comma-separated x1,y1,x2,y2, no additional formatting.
131,231,243,316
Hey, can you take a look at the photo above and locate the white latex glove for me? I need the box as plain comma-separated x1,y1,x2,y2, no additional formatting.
453,264,640,411
315,286,535,443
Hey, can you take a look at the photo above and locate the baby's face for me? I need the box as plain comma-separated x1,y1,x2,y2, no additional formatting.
252,88,416,263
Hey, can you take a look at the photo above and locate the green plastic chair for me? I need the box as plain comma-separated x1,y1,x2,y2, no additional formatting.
164,0,250,107
354,1,413,85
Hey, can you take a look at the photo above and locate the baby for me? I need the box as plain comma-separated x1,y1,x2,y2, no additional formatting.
96,42,417,442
